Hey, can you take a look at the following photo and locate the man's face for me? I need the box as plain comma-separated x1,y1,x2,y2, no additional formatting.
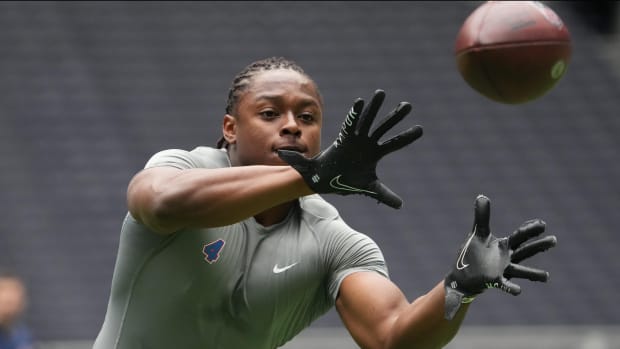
224,69,323,166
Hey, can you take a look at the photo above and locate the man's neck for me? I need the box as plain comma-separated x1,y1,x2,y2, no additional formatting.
254,200,296,227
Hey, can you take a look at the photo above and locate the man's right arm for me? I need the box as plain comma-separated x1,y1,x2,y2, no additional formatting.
127,165,313,235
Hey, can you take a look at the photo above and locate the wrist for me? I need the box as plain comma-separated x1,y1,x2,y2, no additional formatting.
286,166,315,196
443,275,479,320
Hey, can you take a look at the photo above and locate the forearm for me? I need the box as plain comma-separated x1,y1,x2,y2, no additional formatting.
128,165,313,233
387,281,469,349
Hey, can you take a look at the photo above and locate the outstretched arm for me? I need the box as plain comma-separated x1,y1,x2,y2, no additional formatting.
130,89,421,234
337,195,557,349
337,273,468,349
127,165,312,234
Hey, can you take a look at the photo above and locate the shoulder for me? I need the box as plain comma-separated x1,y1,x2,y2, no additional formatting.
298,195,370,243
298,194,340,222
298,198,389,299
144,146,230,170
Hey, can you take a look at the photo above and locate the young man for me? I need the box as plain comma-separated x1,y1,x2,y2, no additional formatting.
93,57,557,349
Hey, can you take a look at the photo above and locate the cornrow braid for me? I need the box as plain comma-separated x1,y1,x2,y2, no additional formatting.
217,57,311,148
225,57,306,115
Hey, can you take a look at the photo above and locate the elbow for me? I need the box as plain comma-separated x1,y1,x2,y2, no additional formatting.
149,195,178,230
128,186,184,235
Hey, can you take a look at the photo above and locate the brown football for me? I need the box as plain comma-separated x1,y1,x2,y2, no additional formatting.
455,1,572,104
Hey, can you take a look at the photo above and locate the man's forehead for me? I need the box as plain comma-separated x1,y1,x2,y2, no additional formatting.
247,69,321,103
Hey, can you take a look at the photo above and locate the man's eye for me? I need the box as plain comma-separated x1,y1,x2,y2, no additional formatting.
260,110,278,119
299,113,314,122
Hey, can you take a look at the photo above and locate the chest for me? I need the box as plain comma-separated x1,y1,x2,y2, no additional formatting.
153,221,328,320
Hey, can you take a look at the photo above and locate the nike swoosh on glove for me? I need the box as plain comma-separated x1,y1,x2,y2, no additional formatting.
278,89,423,209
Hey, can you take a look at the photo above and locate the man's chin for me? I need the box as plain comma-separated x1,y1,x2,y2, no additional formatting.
270,158,290,167
270,152,296,166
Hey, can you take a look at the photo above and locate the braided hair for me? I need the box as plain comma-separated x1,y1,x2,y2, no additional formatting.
217,57,317,148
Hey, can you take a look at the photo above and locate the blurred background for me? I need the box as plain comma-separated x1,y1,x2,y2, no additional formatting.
0,1,618,348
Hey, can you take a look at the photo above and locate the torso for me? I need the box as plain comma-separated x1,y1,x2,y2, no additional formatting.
93,147,388,349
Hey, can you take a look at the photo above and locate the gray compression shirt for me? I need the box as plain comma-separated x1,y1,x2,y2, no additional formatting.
93,146,389,349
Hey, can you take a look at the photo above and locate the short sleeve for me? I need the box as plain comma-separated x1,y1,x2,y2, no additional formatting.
323,225,389,301
143,147,230,170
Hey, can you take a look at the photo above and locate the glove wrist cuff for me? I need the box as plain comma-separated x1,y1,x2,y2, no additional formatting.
461,295,476,304
443,277,478,320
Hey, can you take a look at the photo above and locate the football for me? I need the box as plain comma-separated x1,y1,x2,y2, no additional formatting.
455,1,572,104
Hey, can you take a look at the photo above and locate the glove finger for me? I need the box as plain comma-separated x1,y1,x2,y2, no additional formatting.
498,276,521,296
508,219,546,249
368,181,403,209
369,102,412,142
505,263,550,282
511,235,557,263
336,99,365,146
357,89,386,137
277,149,310,167
378,126,423,157
473,195,491,238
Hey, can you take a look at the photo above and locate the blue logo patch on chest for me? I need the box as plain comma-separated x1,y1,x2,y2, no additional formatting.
202,239,225,263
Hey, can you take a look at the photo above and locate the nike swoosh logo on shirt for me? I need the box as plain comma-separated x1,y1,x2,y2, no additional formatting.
273,262,299,274
456,226,477,270
329,175,377,195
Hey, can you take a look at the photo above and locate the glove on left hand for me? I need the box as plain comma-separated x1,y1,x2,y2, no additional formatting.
444,195,557,320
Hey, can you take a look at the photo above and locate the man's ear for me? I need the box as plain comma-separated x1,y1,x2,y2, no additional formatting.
222,114,237,144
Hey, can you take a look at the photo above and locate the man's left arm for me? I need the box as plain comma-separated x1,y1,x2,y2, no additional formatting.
337,273,468,349
336,194,557,349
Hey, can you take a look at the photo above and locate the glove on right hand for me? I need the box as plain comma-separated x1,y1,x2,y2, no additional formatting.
278,89,423,209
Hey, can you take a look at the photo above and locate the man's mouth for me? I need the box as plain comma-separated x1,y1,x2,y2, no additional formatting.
274,145,306,154
276,146,302,153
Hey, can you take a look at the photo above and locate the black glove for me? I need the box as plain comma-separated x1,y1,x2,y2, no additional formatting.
278,89,423,209
444,194,557,320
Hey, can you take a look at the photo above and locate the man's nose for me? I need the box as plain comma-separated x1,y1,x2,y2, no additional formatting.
281,112,301,136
